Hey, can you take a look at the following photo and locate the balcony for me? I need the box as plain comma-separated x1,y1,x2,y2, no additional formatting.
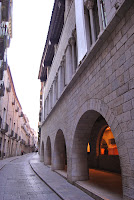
21,124,30,136
0,22,9,60
6,81,11,92
1,0,10,22
15,133,18,140
11,131,17,140
0,60,4,71
19,111,23,117
21,139,26,145
1,122,8,134
15,106,19,112
0,80,5,96
39,111,41,122
10,130,14,137
12,98,15,105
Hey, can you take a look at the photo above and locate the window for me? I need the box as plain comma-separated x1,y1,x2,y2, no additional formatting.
3,108,6,124
100,0,107,28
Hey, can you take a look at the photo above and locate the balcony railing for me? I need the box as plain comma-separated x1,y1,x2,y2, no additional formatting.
12,98,15,105
19,111,23,117
15,106,19,112
21,139,26,145
0,22,9,37
0,60,4,71
0,80,5,96
10,130,14,137
6,81,11,92
1,122,8,134
15,133,18,140
21,124,30,136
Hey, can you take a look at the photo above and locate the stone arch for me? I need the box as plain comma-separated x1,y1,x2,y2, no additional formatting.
70,98,131,199
52,129,67,170
70,99,124,153
44,136,51,165
40,141,44,162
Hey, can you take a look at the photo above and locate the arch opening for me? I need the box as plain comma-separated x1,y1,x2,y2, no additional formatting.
72,110,123,199
40,141,44,162
45,136,51,166
53,130,67,173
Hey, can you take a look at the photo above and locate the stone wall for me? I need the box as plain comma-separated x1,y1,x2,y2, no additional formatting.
41,1,134,199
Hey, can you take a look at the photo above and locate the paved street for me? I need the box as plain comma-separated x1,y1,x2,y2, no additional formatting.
0,153,61,200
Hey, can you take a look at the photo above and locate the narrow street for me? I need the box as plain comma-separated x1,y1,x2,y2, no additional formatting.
0,153,61,200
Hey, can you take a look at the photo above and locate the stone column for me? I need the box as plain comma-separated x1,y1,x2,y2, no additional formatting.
48,93,50,114
60,58,65,92
46,97,48,116
51,85,53,109
85,0,96,44
53,79,56,106
55,74,58,101
97,0,103,34
72,30,78,69
49,88,52,111
84,7,91,50
70,37,76,75
58,66,62,99
44,101,46,120
65,43,73,85
62,56,66,87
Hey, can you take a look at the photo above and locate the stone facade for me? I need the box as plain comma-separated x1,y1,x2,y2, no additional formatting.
0,66,36,157
39,0,134,199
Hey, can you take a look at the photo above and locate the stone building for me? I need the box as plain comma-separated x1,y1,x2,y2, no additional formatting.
38,0,134,199
0,0,13,98
0,0,37,158
0,66,36,157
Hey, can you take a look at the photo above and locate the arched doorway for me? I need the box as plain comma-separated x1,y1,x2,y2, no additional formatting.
40,141,44,162
44,136,51,165
52,130,67,171
72,111,123,199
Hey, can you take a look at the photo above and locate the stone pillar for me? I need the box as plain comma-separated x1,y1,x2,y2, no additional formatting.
46,97,48,116
70,37,76,75
84,7,91,50
51,85,53,109
53,79,56,106
48,93,50,114
97,0,103,34
58,66,62,98
65,43,73,85
44,101,46,120
85,0,96,44
49,88,52,111
72,30,78,70
55,74,58,101
60,58,65,92
62,56,66,87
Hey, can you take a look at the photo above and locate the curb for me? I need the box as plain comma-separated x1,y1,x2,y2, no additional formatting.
29,161,64,200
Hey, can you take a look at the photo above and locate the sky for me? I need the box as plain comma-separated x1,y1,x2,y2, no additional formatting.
7,0,54,133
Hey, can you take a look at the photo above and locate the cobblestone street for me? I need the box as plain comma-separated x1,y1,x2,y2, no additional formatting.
0,153,61,200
